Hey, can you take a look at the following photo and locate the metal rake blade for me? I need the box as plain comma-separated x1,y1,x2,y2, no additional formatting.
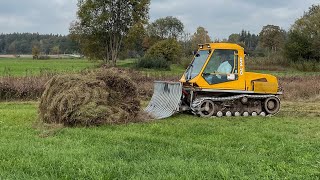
145,81,182,119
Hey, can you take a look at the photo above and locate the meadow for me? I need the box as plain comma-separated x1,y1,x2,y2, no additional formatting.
1,57,319,77
0,102,319,179
0,58,97,76
0,58,319,179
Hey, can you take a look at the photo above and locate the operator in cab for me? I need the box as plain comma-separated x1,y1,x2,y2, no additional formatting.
216,54,232,79
203,51,233,84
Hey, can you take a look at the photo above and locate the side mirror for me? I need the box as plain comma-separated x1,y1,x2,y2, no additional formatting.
244,50,249,56
193,51,197,55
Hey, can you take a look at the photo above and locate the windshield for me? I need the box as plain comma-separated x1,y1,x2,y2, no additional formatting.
185,50,211,80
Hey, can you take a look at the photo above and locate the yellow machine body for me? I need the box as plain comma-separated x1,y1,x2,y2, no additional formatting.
180,43,280,95
145,43,282,119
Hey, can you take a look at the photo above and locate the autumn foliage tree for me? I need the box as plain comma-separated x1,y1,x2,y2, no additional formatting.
191,27,211,49
70,0,150,66
285,4,320,62
32,46,40,59
147,16,184,40
259,25,286,52
142,16,184,51
124,22,146,56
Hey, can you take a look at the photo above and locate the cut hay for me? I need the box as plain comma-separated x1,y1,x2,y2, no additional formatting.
39,68,146,126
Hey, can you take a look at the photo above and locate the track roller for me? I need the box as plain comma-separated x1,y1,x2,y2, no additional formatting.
241,97,248,104
226,111,232,117
217,111,223,117
260,112,266,117
243,112,249,117
234,112,241,117
252,112,258,117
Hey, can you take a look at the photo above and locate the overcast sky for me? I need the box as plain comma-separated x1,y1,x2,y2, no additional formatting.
0,0,319,39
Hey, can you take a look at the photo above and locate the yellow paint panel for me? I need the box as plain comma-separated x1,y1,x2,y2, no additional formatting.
245,72,279,93
253,82,278,94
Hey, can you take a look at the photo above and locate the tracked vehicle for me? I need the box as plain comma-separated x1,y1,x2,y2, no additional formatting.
146,43,282,119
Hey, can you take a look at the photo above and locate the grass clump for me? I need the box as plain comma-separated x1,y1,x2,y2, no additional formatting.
39,68,145,126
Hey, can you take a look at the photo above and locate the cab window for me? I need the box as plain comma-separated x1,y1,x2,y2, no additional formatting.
203,49,238,84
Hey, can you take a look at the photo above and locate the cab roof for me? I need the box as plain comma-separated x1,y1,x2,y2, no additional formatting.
198,43,244,51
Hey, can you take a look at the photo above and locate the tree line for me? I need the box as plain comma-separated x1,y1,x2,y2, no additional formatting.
1,1,319,68
70,0,320,68
0,33,80,55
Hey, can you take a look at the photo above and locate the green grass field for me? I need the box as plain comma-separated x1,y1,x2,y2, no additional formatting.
1,58,319,78
0,58,319,178
0,101,319,179
0,58,185,77
0,58,97,76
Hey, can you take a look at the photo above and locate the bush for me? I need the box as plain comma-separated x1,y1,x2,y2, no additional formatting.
0,82,17,100
135,56,171,70
284,31,313,62
0,76,48,100
38,55,51,60
246,52,289,71
291,60,320,72
180,56,193,69
145,39,183,64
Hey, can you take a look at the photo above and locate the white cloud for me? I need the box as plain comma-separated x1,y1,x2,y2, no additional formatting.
52,0,68,6
0,0,78,34
0,16,33,29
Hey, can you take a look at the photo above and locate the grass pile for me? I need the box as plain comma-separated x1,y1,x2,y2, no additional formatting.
39,68,145,126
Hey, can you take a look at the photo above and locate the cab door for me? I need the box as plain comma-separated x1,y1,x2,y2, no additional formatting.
202,49,238,84
200,49,246,90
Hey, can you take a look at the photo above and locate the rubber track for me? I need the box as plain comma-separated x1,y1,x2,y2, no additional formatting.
191,94,280,116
